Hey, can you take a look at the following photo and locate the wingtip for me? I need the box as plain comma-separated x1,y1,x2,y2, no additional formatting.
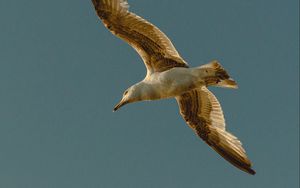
247,168,256,175
207,140,256,176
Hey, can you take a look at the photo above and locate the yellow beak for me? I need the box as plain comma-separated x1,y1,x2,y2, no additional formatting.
113,99,128,112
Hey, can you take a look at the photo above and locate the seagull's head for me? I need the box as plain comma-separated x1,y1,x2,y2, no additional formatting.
113,85,142,112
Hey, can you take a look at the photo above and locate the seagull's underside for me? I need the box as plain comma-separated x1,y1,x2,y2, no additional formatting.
91,0,255,175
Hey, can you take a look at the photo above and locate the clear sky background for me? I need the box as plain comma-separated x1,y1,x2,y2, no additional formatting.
0,0,299,187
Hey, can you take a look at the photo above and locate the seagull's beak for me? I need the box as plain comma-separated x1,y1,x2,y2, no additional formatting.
113,99,128,112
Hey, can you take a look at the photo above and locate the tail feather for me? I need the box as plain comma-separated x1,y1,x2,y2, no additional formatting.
218,79,238,89
200,60,238,89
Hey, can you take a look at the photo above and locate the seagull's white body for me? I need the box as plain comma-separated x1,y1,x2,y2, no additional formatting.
140,67,204,100
92,0,255,175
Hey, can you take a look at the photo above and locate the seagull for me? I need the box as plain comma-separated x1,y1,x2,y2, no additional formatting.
92,0,255,175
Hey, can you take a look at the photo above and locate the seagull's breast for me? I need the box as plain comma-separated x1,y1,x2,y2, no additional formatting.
144,67,203,99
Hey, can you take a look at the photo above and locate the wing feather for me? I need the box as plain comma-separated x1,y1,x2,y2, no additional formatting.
176,87,255,175
92,0,188,74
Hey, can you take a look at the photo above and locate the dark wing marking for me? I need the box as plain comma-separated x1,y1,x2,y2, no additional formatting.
92,0,188,74
176,87,255,175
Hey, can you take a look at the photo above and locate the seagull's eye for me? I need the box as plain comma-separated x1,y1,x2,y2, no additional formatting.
124,90,128,96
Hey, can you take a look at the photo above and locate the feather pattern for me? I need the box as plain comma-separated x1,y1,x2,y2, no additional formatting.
176,87,255,175
92,0,188,74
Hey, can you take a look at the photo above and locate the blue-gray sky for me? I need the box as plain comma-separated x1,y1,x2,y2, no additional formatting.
0,0,299,187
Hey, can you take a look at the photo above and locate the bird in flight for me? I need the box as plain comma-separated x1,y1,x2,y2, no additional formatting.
91,0,255,175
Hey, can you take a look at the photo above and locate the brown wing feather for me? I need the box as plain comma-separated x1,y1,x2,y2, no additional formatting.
92,0,188,73
176,87,255,175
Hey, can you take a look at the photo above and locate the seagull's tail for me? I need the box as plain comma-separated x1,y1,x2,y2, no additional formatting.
198,60,238,89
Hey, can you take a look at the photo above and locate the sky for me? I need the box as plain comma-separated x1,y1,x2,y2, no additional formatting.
0,0,299,187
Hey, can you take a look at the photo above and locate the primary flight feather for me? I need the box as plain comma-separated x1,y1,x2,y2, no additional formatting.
91,0,255,175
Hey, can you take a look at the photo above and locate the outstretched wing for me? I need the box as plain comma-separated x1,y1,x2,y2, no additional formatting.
176,87,255,175
92,0,188,74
